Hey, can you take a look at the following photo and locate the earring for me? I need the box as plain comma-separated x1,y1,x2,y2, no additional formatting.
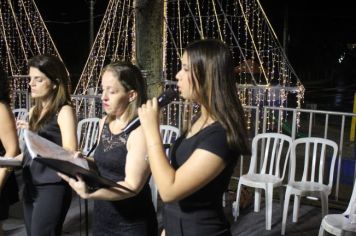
53,85,57,89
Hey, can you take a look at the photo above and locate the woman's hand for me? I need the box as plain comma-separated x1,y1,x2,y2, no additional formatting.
58,173,89,199
138,98,160,135
16,119,29,130
72,151,84,159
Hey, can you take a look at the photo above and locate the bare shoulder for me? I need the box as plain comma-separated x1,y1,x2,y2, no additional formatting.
128,126,145,141
0,102,12,119
58,105,75,117
0,102,10,113
127,126,146,150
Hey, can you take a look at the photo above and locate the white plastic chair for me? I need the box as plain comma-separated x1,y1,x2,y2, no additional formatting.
76,117,100,236
149,125,180,211
12,108,28,121
232,133,293,230
281,137,338,235
12,108,28,148
77,117,100,156
318,179,356,236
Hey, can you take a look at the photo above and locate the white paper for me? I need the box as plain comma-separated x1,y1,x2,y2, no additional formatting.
23,130,89,170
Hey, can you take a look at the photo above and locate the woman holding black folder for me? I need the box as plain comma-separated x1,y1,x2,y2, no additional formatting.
138,39,250,236
0,64,20,236
16,55,78,236
60,61,158,235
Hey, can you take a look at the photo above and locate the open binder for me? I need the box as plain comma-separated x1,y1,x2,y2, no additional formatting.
23,130,134,193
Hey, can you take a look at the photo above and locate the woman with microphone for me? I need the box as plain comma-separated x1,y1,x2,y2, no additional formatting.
138,39,250,236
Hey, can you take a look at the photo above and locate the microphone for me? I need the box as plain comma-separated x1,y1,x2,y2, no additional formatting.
122,89,178,134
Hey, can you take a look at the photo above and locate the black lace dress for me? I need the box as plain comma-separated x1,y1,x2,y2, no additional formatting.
0,142,19,221
92,122,157,236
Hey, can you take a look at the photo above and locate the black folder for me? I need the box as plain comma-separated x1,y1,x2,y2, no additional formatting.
24,130,134,193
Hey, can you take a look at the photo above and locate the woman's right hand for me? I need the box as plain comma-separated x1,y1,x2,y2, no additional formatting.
16,119,29,130
58,173,90,199
72,151,84,159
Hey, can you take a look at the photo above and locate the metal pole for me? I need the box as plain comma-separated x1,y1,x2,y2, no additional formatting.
89,0,95,48
282,2,289,55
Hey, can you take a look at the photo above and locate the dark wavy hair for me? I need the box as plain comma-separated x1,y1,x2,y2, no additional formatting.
185,39,250,155
101,61,147,122
28,54,72,131
0,62,10,104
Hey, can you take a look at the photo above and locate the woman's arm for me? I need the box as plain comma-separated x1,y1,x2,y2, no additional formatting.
0,103,20,191
57,105,78,152
138,98,227,202
87,126,150,200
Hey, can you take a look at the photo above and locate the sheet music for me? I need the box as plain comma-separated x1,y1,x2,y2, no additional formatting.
24,130,89,170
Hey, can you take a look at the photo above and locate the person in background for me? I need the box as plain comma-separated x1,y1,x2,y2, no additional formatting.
17,55,78,236
138,39,250,236
59,61,158,235
0,63,20,236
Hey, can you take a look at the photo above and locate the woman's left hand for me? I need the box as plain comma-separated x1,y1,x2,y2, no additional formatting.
58,173,89,199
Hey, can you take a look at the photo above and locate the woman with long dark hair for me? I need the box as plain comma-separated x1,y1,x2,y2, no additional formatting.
17,55,78,236
138,39,250,235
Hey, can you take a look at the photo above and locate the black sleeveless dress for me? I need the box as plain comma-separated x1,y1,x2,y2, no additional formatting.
0,143,19,221
92,122,158,236
22,113,72,236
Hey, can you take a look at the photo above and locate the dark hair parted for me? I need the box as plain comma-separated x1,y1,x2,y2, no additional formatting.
185,39,250,155
28,54,72,131
102,61,147,122
0,62,10,104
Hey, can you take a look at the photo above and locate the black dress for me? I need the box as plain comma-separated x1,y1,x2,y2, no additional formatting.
0,143,19,221
22,113,72,236
92,122,158,236
164,122,237,236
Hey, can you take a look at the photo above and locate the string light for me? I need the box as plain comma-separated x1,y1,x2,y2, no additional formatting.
2,0,304,129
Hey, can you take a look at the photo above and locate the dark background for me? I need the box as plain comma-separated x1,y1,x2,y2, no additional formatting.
35,0,356,112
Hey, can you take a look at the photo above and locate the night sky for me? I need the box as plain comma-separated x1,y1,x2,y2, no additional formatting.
35,0,108,79
35,0,356,111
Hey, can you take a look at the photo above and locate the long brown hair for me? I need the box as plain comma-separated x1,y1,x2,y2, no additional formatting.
28,54,72,131
185,39,250,155
101,61,147,123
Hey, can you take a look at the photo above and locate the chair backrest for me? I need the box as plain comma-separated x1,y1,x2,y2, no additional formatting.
12,108,28,121
77,117,100,156
159,125,180,154
12,108,29,147
248,133,293,180
150,125,180,211
289,137,338,190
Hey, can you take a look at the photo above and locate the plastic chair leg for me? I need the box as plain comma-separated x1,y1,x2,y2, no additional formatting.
265,184,273,230
279,186,285,211
233,182,242,221
254,188,261,212
292,195,301,223
318,225,326,236
320,192,328,217
281,187,292,235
